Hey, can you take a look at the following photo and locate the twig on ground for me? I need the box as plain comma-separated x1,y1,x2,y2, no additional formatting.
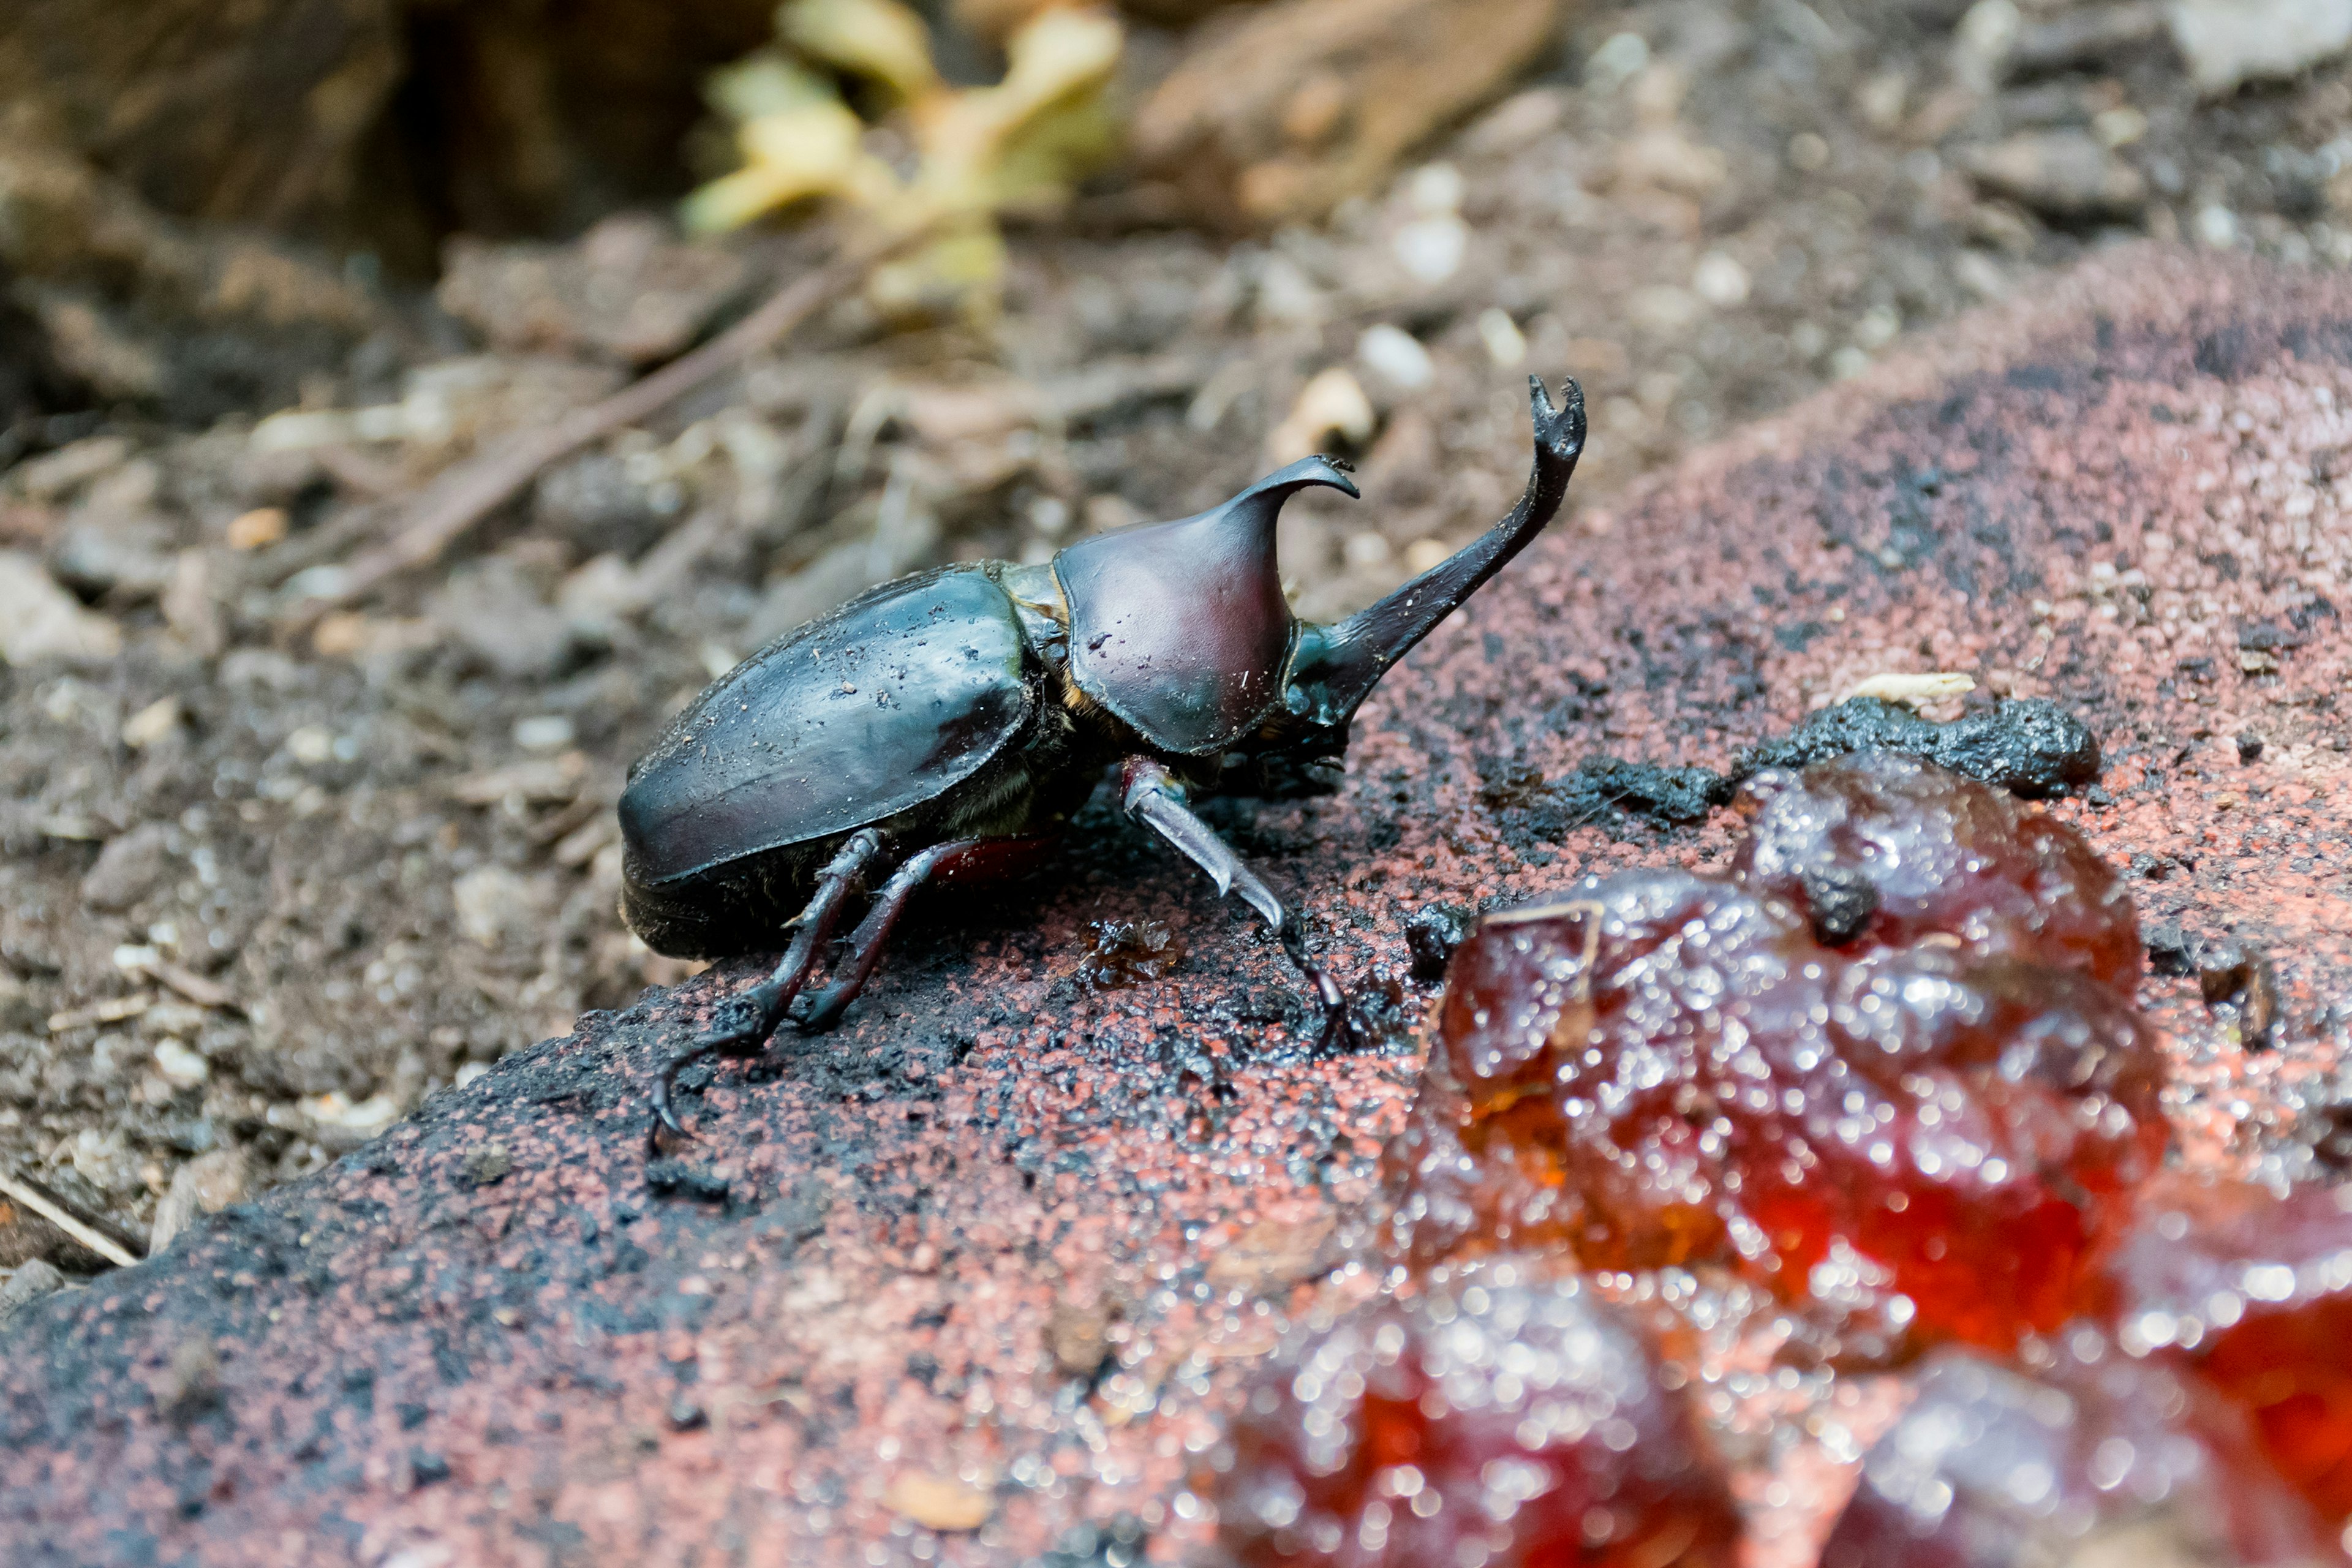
280,225,927,627
0,1170,142,1270
141,956,241,1013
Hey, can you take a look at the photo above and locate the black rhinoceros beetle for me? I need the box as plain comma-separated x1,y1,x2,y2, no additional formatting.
622,375,1586,1134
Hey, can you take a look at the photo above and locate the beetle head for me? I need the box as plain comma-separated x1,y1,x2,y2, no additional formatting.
1054,455,1358,755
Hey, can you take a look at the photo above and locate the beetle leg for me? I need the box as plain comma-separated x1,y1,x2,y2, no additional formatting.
651,827,886,1139
790,836,1020,1031
1119,758,1355,1050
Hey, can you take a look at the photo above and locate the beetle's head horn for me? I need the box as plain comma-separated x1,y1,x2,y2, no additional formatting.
1052,455,1358,755
1278,375,1587,750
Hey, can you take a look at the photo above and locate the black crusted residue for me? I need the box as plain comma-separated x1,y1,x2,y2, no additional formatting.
1798,865,1880,945
1730,697,2100,798
1477,699,2099,858
1476,755,1728,843
1074,919,1186,993
1558,759,1724,824
644,1159,731,1203
2144,922,2197,976
1404,905,1472,981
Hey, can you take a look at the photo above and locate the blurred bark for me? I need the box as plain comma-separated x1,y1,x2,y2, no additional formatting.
0,0,776,270
1131,0,1565,229
0,129,388,418
0,0,406,233
380,0,778,249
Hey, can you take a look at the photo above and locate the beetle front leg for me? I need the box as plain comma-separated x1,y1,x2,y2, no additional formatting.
1120,758,1355,1050
652,827,886,1139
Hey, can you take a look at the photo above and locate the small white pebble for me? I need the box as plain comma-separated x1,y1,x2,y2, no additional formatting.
121,696,181,750
1357,323,1434,390
1027,495,1071,539
1843,671,1977,707
1585,32,1650,91
1393,216,1468,285
1476,308,1527,368
153,1040,209,1089
1953,251,2009,300
1855,304,1902,350
513,714,576,753
1268,368,1377,463
2092,105,2147,148
298,1091,401,1134
2195,205,2240,249
1254,255,1325,326
286,725,335,766
1407,162,1464,215
1692,252,1751,308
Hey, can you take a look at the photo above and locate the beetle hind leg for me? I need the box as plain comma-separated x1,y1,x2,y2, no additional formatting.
652,828,885,1139
1120,758,1357,1052
791,835,1052,1032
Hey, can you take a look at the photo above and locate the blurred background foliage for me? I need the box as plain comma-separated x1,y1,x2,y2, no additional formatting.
684,0,1126,318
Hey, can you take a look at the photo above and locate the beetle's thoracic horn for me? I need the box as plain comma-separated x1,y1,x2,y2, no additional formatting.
1055,453,1359,755
1295,375,1586,726
1235,453,1361,511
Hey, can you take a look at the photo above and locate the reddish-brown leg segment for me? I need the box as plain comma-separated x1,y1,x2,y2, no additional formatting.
652,832,1055,1140
652,828,889,1137
791,835,1058,1031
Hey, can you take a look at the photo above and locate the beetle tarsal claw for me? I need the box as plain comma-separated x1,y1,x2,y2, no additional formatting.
649,981,792,1140
1274,923,1360,1053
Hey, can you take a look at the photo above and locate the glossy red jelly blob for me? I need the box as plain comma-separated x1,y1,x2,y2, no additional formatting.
1730,750,2141,989
1387,753,2162,1350
1205,1257,1738,1568
2107,1174,2352,1521
1821,1329,2344,1568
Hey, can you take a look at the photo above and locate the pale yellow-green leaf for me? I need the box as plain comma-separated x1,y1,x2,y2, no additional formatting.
681,99,891,233
782,0,942,103
982,94,1119,212
681,165,805,235
910,7,1122,214
998,6,1123,114
693,1,1123,314
737,99,867,181
704,53,838,123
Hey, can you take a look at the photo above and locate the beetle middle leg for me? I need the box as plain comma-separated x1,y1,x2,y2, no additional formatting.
1119,757,1356,1050
651,827,886,1138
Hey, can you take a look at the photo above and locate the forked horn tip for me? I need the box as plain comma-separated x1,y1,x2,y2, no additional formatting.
1530,374,1587,460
